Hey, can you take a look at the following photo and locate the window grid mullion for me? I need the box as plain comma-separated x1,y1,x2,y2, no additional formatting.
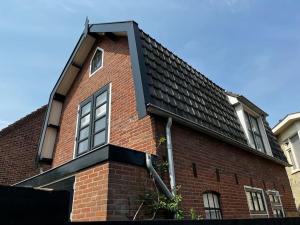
90,94,96,150
246,113,258,150
253,117,266,153
75,86,109,156
249,191,256,211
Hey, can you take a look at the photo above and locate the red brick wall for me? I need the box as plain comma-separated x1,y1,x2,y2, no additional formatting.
107,162,152,220
0,106,47,185
72,163,109,221
49,34,297,220
155,118,296,219
53,36,157,167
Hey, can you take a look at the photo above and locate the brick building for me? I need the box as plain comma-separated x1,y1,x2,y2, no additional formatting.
0,105,47,185
15,21,297,220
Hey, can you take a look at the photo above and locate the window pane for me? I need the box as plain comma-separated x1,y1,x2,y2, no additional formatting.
288,150,296,169
257,193,265,211
269,194,274,203
250,116,259,133
203,194,209,208
93,131,106,147
205,210,211,219
252,192,259,211
78,139,89,154
95,104,106,118
81,102,91,116
254,135,265,152
213,194,219,208
96,92,107,107
209,210,217,219
79,126,89,140
216,210,222,219
208,193,214,208
246,192,254,210
95,117,106,133
80,114,90,128
91,49,103,73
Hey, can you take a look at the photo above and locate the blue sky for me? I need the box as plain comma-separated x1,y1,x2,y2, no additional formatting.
0,0,299,129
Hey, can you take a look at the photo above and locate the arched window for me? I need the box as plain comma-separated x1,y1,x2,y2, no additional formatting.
203,192,222,219
90,47,104,76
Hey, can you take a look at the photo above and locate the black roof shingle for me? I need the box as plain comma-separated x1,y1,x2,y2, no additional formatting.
139,29,287,163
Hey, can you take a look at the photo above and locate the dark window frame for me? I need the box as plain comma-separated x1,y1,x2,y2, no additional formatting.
203,191,223,220
245,112,266,153
75,85,109,156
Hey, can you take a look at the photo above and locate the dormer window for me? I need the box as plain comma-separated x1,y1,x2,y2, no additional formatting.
245,112,266,153
90,48,104,76
227,93,273,156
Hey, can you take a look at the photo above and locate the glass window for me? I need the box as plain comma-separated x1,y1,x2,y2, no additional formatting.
91,48,103,75
76,86,109,156
268,191,284,218
288,149,296,170
245,187,268,217
203,192,222,220
245,112,266,153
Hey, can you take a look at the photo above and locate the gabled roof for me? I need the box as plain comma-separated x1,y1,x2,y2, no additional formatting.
273,112,300,135
38,20,288,166
226,92,268,116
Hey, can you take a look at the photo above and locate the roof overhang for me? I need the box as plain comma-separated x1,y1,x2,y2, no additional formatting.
226,92,268,117
147,104,289,167
37,21,148,162
273,112,300,135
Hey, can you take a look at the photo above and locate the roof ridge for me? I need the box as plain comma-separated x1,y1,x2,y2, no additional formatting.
0,105,47,136
139,29,225,92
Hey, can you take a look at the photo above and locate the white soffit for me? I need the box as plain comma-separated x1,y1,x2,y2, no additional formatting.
273,112,300,135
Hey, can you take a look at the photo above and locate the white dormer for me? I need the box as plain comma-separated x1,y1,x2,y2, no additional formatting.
227,93,273,157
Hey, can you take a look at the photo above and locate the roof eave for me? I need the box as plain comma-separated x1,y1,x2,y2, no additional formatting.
147,104,289,167
273,112,300,135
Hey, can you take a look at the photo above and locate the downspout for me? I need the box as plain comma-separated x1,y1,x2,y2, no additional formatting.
145,154,173,199
166,117,176,195
145,117,176,198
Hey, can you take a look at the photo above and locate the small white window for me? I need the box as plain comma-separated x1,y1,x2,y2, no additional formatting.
244,186,268,218
203,192,222,219
267,190,284,218
90,47,104,76
244,111,266,153
284,134,300,171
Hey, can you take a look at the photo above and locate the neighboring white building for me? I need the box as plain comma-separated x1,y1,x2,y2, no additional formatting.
273,112,300,212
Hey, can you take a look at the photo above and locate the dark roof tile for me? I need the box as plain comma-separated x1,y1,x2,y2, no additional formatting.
139,29,285,162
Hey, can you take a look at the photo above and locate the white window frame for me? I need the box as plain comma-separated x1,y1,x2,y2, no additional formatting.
284,134,300,173
244,186,269,218
266,190,285,218
235,103,273,156
89,47,104,77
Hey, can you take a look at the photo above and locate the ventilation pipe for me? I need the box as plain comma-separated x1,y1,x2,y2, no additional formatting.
166,117,176,195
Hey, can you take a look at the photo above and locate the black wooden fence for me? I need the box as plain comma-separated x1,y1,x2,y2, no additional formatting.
0,185,70,225
71,218,300,225
1,185,300,225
